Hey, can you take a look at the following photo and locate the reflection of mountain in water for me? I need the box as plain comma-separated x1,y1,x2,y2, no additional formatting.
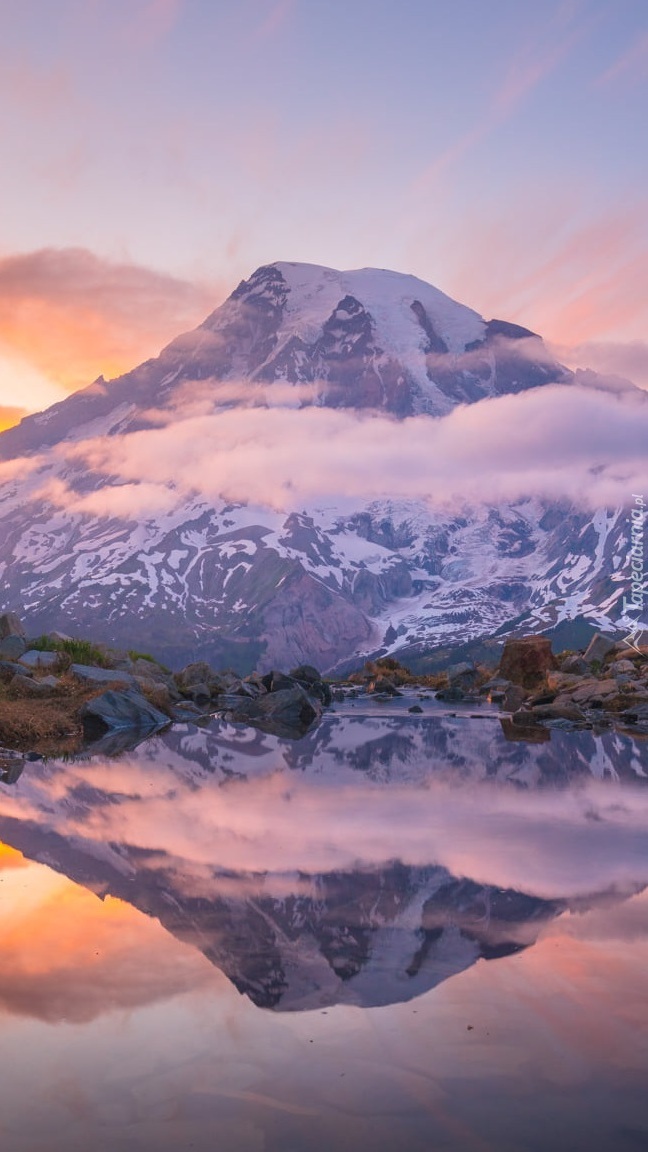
161,708,648,789
0,810,563,1010
0,712,646,1011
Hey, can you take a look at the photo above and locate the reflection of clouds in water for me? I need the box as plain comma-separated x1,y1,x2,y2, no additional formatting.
0,719,647,901
0,851,219,1024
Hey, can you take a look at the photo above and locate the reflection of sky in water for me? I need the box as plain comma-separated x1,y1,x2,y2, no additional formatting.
0,715,647,1150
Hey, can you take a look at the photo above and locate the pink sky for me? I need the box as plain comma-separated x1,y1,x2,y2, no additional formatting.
0,1,647,422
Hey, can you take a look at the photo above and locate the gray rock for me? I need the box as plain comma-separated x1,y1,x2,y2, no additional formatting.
39,675,60,689
9,674,54,696
609,659,635,676
435,687,465,702
0,660,30,681
559,655,589,675
368,676,403,697
18,649,59,670
408,704,423,713
0,613,25,640
176,661,214,690
70,664,136,687
183,681,212,706
0,634,26,660
447,661,477,687
224,685,321,736
583,633,617,665
79,689,170,736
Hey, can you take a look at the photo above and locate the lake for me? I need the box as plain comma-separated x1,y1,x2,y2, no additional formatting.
1,701,647,1151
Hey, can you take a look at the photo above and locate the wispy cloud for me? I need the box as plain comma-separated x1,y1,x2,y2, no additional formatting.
596,28,648,87
0,248,221,405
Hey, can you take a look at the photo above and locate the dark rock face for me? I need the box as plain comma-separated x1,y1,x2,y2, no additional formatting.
79,689,170,739
498,637,557,689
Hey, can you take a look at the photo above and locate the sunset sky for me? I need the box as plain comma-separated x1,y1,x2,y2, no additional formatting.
1,0,647,427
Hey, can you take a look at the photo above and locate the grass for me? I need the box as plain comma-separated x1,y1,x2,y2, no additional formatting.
30,635,113,668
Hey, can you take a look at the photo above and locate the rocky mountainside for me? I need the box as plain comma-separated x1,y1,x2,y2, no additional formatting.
0,262,638,670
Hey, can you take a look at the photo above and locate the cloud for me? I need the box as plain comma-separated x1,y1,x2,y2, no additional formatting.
423,198,648,349
556,340,648,392
597,29,648,87
34,378,645,517
0,248,221,407
0,852,217,1024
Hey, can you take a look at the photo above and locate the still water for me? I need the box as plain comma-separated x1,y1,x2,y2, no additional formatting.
0,704,647,1152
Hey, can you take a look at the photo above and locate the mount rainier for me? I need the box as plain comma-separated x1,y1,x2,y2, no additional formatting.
0,261,643,671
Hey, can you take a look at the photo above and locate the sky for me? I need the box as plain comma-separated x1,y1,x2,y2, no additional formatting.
0,0,647,429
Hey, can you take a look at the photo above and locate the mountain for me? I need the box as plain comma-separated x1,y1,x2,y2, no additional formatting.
0,261,638,670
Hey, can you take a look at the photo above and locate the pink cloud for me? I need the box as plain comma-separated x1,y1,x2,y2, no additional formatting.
13,377,642,519
0,248,222,398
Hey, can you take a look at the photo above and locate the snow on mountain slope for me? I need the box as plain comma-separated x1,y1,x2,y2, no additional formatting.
0,262,640,669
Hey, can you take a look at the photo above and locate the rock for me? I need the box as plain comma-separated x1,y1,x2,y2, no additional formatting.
609,659,636,676
446,661,478,688
501,684,527,712
289,664,332,705
570,678,618,705
529,702,587,723
0,613,25,640
511,709,541,727
408,704,423,713
527,690,557,706
368,677,403,696
498,636,556,689
0,634,26,661
559,655,589,675
289,664,322,685
39,675,60,689
620,703,648,723
224,685,321,737
9,674,54,697
183,681,212,706
261,670,298,693
0,757,24,785
70,663,136,687
583,633,617,666
0,660,29,682
546,671,580,692
176,661,214,691
435,687,465,702
18,649,59,670
79,689,170,738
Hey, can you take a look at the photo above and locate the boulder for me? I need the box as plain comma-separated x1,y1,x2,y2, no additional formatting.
408,704,423,714
583,633,617,666
608,659,636,676
569,678,618,705
0,613,25,641
9,674,54,697
18,649,59,670
446,661,478,688
529,702,587,723
559,655,589,675
289,664,322,685
435,686,465,702
176,661,214,691
224,685,321,737
79,689,170,738
70,663,136,688
0,634,26,661
0,660,29,682
367,676,403,696
501,684,527,712
498,637,556,689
